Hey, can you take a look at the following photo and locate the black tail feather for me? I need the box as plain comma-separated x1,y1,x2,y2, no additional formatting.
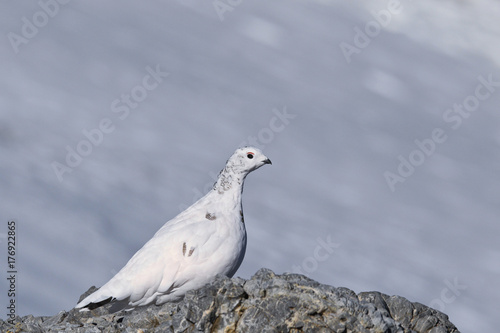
84,297,113,310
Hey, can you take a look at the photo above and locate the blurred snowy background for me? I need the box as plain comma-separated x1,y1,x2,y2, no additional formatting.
1,0,499,331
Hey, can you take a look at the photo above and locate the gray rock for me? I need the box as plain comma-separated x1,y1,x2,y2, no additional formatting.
0,268,460,333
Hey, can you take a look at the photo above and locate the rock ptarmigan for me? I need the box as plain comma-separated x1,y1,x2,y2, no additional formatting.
75,147,271,312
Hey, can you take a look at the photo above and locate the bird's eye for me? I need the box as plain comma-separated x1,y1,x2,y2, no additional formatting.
247,153,254,159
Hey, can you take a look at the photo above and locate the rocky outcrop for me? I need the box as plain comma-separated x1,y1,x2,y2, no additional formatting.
1,269,459,332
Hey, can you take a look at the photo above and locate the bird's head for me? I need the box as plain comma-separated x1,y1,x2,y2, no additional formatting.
226,147,272,174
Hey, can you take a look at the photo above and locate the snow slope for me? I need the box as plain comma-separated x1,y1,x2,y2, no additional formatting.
1,1,499,332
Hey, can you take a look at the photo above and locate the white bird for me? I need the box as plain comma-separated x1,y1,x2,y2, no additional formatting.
76,147,271,312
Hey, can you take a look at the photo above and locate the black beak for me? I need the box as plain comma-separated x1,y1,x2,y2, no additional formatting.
264,158,272,165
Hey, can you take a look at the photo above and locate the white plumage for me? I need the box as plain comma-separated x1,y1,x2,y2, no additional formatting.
75,147,271,312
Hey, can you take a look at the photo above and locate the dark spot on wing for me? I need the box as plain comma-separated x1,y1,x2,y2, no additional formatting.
182,242,195,257
206,212,216,220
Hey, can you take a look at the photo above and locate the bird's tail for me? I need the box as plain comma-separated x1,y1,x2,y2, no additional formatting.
75,286,129,312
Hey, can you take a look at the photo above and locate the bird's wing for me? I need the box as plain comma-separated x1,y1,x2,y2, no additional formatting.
76,214,220,309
